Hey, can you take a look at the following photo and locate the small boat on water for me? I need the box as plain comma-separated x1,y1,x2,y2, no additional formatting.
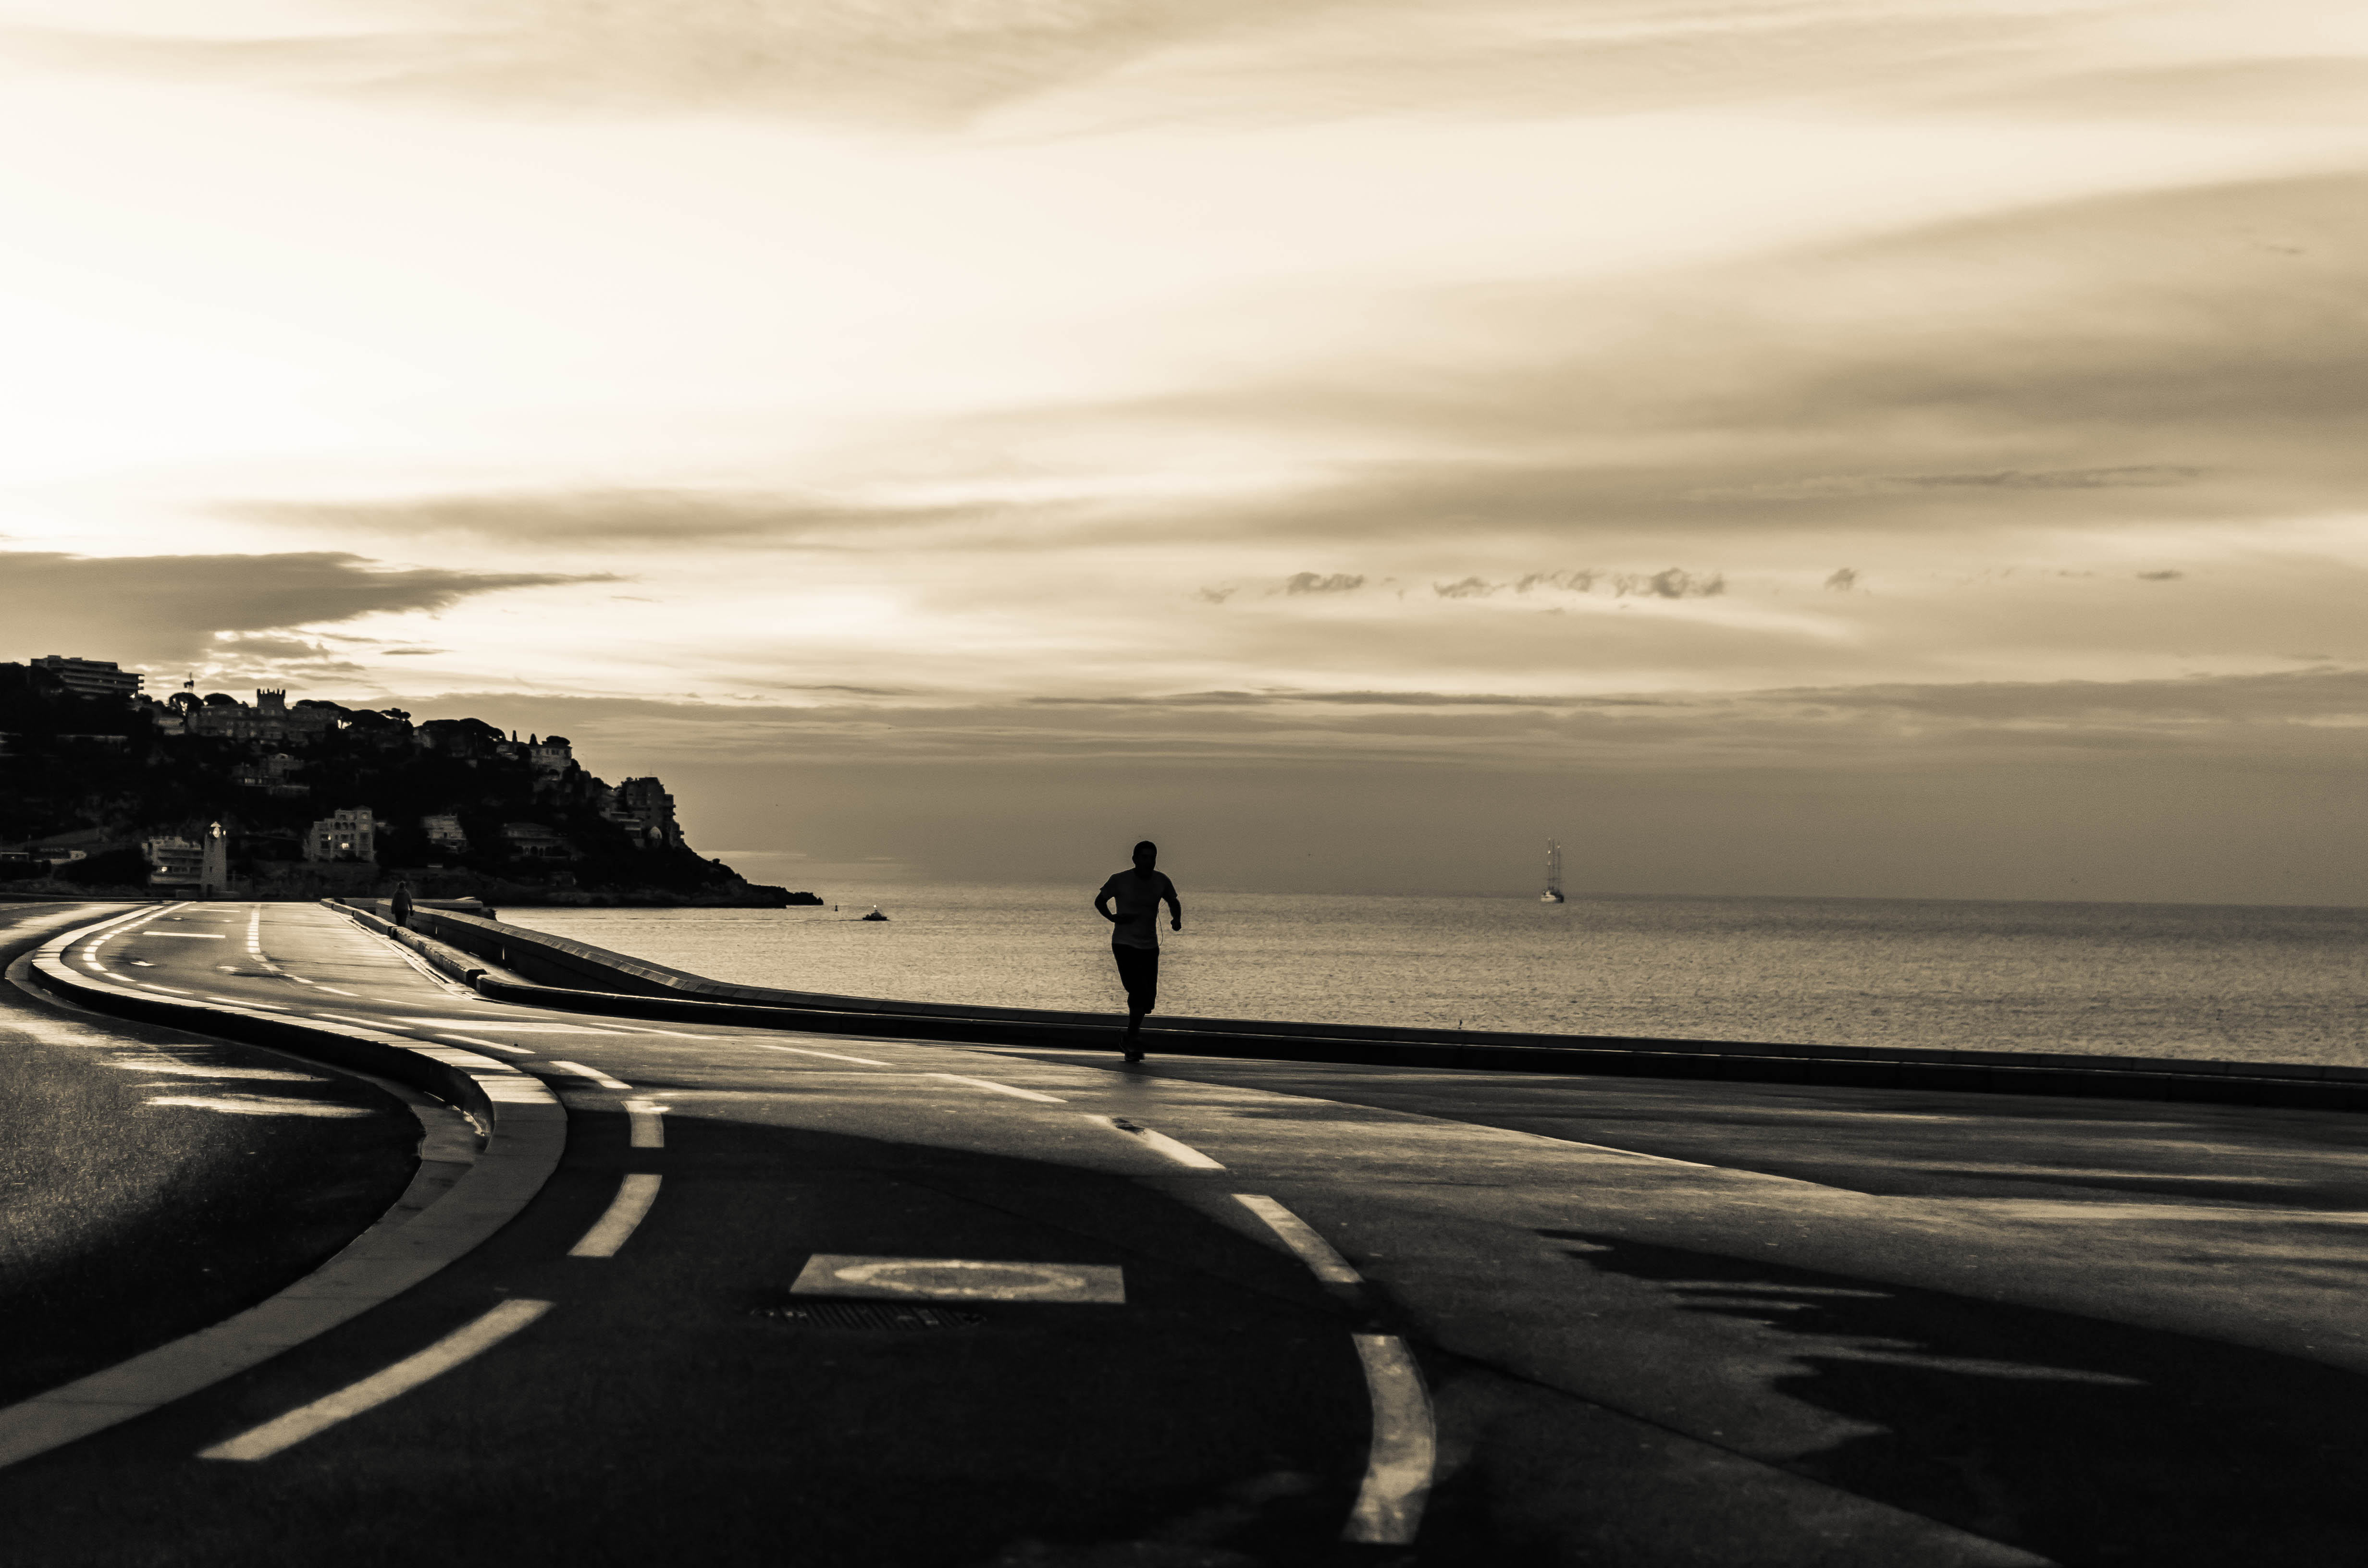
860,905,889,922
1541,839,1566,904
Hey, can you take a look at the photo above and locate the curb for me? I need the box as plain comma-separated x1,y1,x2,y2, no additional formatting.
0,906,567,1471
328,903,2368,1118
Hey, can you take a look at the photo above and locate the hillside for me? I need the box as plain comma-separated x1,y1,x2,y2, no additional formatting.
0,662,812,906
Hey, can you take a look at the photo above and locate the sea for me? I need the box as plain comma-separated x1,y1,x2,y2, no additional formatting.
502,888,2368,1070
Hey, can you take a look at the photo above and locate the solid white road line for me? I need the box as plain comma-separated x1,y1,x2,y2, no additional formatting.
210,996,289,1010
547,1060,633,1090
1342,1334,1437,1545
197,1299,555,1462
312,1013,405,1030
1092,1115,1226,1170
624,1099,667,1148
1232,1195,1363,1285
930,1073,1067,1104
311,985,359,996
569,1174,663,1258
439,1033,532,1056
747,1042,893,1067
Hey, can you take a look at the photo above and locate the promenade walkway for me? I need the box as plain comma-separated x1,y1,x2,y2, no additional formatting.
5,899,2365,1566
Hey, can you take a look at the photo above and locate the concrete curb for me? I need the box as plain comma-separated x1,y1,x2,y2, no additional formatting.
330,902,2368,1117
0,906,567,1471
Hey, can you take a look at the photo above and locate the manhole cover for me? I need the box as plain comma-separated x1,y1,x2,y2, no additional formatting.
755,1301,985,1331
790,1253,1127,1304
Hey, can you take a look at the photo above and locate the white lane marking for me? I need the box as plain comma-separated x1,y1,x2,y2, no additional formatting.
198,1299,555,1462
548,1060,633,1091
930,1073,1066,1104
1090,1115,1226,1170
147,1095,376,1118
624,1099,667,1148
130,931,225,939
439,1033,532,1056
284,976,320,986
792,1255,1125,1304
746,1042,893,1067
209,996,289,1010
310,985,359,996
1343,1334,1436,1545
139,983,195,994
393,1020,638,1035
312,1013,405,1030
569,1174,663,1258
1233,1195,1363,1285
575,1021,722,1038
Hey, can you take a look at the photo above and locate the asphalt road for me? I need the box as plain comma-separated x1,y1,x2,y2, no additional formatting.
9,900,2368,1566
0,903,420,1407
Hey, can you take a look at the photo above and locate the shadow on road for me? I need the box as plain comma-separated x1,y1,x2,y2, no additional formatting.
1544,1228,2368,1567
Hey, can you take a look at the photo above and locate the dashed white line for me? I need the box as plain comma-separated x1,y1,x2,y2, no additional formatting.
623,1100,667,1148
930,1073,1067,1104
569,1174,663,1258
311,1013,404,1030
745,1042,893,1067
131,932,225,939
197,1299,555,1462
310,985,359,997
1342,1334,1436,1545
210,996,288,1010
1232,1195,1363,1285
439,1033,532,1056
1091,1116,1226,1170
547,1061,633,1091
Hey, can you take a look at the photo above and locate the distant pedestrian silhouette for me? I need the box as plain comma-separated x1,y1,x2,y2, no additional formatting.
1095,840,1180,1064
390,878,414,930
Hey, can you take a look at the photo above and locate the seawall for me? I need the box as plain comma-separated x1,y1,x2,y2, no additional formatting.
344,899,2368,1115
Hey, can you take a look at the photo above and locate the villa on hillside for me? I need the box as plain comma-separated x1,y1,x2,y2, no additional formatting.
305,807,376,864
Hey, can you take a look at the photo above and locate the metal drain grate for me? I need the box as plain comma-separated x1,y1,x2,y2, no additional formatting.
754,1300,986,1331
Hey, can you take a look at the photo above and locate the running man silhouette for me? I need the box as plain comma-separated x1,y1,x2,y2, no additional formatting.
1095,840,1181,1063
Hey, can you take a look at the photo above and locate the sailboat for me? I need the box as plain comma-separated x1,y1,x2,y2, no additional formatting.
1541,839,1566,904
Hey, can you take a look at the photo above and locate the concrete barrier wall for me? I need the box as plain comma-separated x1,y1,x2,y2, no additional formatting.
332,899,2368,1115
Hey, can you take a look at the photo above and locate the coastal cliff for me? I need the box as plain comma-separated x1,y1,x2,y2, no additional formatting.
0,662,814,906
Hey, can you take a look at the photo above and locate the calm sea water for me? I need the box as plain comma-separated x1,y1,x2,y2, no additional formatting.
504,888,2368,1068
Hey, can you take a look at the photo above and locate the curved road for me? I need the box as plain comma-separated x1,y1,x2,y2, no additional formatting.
7,900,2367,1566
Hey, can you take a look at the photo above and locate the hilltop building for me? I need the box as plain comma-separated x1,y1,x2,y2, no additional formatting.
500,821,575,861
183,689,341,744
146,823,228,894
305,807,377,864
421,815,469,854
603,777,683,850
528,735,573,775
34,656,143,701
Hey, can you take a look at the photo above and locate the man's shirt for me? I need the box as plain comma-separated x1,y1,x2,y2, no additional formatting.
1099,870,1176,949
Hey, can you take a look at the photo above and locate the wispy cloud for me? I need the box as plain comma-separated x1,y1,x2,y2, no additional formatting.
0,550,605,670
0,0,2107,130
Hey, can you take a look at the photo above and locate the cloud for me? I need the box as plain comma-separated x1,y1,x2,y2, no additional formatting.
1824,568,1859,592
0,550,604,671
1433,569,1721,601
1690,467,2203,502
1947,56,2368,128
2135,571,2183,582
1282,572,1363,595
379,666,2368,774
0,0,2090,130
229,488,991,547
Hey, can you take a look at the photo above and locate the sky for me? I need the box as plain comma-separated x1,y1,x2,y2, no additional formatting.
2,1,2365,901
